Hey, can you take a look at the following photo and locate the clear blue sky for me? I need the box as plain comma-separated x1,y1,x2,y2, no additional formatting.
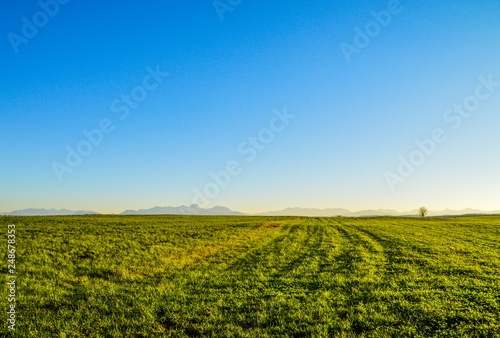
1,0,500,213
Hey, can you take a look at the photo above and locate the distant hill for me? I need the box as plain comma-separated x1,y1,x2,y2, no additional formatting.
258,208,351,217
0,208,99,216
258,207,352,217
257,207,401,217
257,207,500,217
120,204,245,216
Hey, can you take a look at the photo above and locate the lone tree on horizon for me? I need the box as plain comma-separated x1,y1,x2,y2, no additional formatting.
419,207,428,217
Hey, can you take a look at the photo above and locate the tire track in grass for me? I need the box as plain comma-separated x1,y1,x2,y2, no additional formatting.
242,217,339,336
153,217,306,336
346,221,438,277
271,218,337,291
330,218,458,337
158,218,294,272
323,218,397,336
59,217,293,337
173,217,339,336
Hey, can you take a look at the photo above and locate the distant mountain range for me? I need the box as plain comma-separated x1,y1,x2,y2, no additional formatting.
0,205,243,216
120,204,244,216
1,206,499,217
0,208,99,216
256,207,500,217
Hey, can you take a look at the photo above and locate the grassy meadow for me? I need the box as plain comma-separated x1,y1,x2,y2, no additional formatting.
1,215,500,337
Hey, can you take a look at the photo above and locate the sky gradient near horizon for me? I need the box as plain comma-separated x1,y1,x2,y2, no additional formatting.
1,0,500,214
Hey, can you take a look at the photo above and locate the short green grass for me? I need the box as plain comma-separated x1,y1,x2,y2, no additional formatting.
1,215,499,337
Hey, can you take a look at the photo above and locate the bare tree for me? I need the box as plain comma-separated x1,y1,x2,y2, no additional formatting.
419,207,428,217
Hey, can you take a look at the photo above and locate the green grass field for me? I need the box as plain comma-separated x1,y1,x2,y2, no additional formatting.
1,215,499,337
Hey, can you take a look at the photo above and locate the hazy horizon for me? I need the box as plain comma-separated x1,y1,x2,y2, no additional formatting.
3,204,500,216
2,1,499,214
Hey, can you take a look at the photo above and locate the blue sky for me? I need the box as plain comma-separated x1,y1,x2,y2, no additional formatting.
1,0,500,213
